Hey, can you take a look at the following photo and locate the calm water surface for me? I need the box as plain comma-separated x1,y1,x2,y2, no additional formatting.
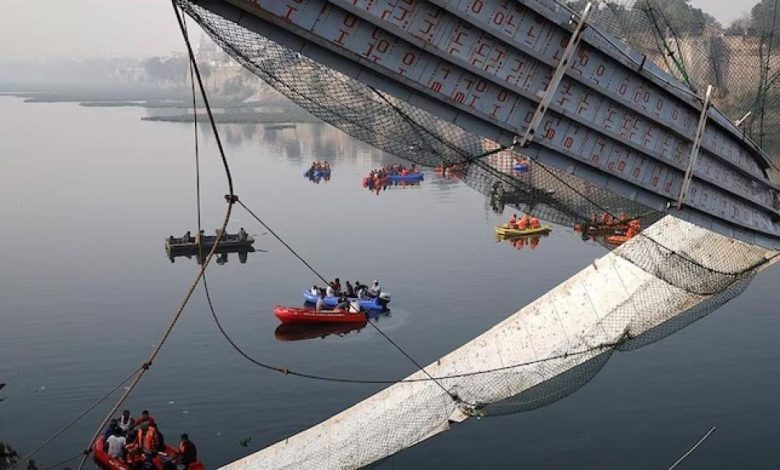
1,96,779,469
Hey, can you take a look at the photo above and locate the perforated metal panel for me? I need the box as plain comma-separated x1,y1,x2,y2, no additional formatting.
199,0,780,247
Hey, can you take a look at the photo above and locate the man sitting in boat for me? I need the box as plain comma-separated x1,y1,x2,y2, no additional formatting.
367,280,381,298
508,214,518,229
354,281,366,299
529,215,541,230
106,428,127,459
345,281,355,297
238,227,248,242
118,410,134,432
325,283,336,298
176,434,198,469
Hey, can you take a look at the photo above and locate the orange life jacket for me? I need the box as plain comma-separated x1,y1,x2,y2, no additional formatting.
517,216,529,230
509,216,517,228
138,427,159,453
529,217,541,229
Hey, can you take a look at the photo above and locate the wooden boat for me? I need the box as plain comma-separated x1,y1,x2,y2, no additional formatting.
165,229,254,255
273,305,367,324
494,224,552,238
92,435,205,470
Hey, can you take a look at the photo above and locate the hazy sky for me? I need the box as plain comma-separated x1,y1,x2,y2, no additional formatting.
689,0,759,24
0,0,766,61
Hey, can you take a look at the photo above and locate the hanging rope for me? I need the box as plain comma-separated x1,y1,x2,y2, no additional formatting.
10,366,143,469
75,3,237,469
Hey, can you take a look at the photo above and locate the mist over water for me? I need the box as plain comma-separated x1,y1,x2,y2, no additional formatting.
1,95,779,469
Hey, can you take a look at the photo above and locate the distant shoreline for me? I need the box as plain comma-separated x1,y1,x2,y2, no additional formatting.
141,109,321,124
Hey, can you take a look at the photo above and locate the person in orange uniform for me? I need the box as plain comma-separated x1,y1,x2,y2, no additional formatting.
517,214,530,230
508,214,518,229
137,422,159,455
529,215,541,229
625,219,641,239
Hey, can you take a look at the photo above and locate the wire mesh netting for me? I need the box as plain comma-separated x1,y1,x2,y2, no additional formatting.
177,2,780,464
570,0,780,154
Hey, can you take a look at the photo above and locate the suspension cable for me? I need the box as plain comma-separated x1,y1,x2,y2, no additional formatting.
10,366,143,469
75,4,236,469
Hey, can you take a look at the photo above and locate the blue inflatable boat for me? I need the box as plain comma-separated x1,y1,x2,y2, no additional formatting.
387,172,424,183
303,291,387,310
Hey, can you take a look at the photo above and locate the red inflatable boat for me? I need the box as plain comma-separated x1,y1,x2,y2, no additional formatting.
92,435,205,470
273,305,367,324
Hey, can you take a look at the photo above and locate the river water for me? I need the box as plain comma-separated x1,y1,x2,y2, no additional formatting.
0,96,779,469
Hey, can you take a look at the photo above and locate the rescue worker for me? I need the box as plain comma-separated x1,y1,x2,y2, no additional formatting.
517,214,530,230
626,219,641,239
135,410,156,428
508,214,518,229
137,422,159,455
529,215,541,229
345,281,355,297
177,434,198,469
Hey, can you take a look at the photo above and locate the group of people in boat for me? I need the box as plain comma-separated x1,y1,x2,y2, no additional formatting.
507,213,543,231
513,157,530,166
169,227,249,246
574,212,643,245
363,164,421,193
310,278,382,312
434,161,465,177
101,409,198,469
307,161,331,173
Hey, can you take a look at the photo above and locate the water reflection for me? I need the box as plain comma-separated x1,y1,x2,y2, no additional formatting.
197,122,389,166
274,310,391,342
274,323,365,341
495,234,548,251
167,247,259,265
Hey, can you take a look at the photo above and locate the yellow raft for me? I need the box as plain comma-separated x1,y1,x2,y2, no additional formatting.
495,224,552,238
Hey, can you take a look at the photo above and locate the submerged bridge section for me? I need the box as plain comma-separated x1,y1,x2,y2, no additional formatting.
189,0,780,248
